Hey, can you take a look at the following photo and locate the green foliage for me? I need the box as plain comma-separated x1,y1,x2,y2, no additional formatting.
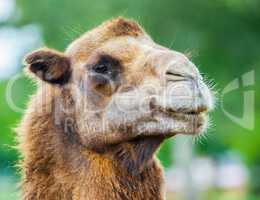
0,76,35,169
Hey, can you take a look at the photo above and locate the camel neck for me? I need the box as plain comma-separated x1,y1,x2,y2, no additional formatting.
18,91,165,199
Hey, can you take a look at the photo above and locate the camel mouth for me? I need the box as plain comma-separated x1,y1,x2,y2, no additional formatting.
153,103,208,121
135,108,208,139
155,104,208,116
162,109,208,121
162,109,208,133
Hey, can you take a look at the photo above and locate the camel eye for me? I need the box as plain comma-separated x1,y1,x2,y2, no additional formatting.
89,55,122,92
91,55,121,79
93,64,110,74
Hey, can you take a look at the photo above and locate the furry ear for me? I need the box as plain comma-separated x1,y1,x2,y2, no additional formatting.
24,48,71,85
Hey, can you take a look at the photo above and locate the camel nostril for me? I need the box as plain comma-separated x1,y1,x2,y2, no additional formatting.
165,71,186,82
165,71,183,77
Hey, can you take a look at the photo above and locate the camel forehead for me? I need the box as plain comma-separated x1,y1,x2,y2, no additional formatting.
66,18,146,62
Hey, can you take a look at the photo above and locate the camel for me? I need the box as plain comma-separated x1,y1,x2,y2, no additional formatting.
17,17,214,200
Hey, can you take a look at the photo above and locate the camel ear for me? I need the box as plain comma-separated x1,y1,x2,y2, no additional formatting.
24,48,71,85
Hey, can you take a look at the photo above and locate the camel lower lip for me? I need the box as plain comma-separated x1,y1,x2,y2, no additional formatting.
136,111,207,136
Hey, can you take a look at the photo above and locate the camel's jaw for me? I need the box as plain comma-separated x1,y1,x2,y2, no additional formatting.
112,111,207,175
112,135,165,175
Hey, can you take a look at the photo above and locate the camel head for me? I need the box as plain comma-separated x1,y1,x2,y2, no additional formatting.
24,18,214,173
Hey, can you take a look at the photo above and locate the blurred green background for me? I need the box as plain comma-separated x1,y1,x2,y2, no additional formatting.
0,0,259,199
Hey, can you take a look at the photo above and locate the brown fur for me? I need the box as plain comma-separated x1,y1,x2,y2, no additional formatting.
17,87,164,200
18,18,165,200
18,17,213,200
